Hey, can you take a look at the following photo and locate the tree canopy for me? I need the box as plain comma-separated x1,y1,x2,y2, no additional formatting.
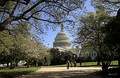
0,0,86,32
91,0,120,13
0,22,49,68
103,9,120,66
75,10,110,65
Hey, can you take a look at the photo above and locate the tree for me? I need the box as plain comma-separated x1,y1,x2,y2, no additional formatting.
0,32,12,67
0,30,49,68
24,38,50,67
0,30,26,68
75,11,109,65
49,48,76,66
91,0,120,13
0,22,49,68
49,48,65,65
0,0,86,32
64,50,76,67
103,9,120,67
0,0,30,6
80,42,95,61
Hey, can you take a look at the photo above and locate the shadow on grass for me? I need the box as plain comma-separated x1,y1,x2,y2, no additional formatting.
95,67,120,78
0,71,33,78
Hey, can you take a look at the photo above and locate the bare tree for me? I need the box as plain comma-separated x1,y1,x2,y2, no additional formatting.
0,0,86,32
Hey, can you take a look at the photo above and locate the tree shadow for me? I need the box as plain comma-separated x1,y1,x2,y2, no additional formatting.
96,67,120,78
21,70,109,78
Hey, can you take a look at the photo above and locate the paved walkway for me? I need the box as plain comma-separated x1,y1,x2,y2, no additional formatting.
36,66,101,72
20,66,106,78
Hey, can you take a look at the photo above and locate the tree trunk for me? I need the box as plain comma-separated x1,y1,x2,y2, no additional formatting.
15,61,18,67
27,65,30,68
97,60,100,65
36,62,38,67
6,62,9,67
118,59,120,67
27,62,30,68
10,61,15,69
80,62,82,66
97,56,101,65
10,62,14,69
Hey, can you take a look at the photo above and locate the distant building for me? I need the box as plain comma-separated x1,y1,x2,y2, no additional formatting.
89,50,97,60
70,46,81,58
53,25,71,51
53,25,81,59
53,25,97,60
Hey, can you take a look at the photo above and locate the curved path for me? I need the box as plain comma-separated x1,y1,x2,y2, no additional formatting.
20,66,106,78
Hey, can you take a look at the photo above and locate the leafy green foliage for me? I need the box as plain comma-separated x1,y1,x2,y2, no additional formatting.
103,9,120,66
75,11,110,66
49,48,76,65
0,22,50,68
76,11,109,52
104,17,120,46
49,48,65,65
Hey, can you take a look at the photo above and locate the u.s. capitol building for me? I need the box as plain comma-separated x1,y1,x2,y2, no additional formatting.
53,25,97,60
53,25,71,51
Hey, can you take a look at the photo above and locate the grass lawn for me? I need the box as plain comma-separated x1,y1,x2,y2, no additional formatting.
56,60,118,67
110,60,118,66
0,67,40,78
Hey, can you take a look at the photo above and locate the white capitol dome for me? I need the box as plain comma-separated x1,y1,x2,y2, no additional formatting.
53,25,71,50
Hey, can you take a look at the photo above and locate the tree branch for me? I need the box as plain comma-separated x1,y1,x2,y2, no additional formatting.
0,9,10,15
31,16,72,24
10,1,19,16
22,0,45,16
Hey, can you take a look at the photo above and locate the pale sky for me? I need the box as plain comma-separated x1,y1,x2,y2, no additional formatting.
43,0,95,48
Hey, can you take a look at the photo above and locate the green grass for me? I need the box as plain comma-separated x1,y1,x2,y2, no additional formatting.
80,62,98,66
56,60,118,67
0,67,40,78
110,60,118,66
80,60,118,67
0,67,39,73
55,62,98,67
